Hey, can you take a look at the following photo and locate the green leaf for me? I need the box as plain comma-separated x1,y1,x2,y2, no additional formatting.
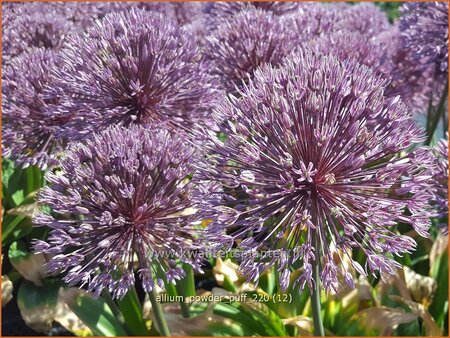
214,300,288,336
2,214,32,244
222,274,238,293
259,268,276,295
270,269,309,318
203,322,250,336
214,302,265,335
11,190,25,207
66,290,127,336
429,247,448,331
395,319,422,336
17,280,61,332
1,159,16,191
25,165,44,195
241,302,288,336
175,264,196,318
2,163,43,209
117,288,149,335
8,240,48,286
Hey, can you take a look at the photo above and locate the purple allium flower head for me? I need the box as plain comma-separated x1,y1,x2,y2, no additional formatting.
204,1,298,26
49,8,219,139
2,2,72,65
170,2,203,25
139,2,203,26
431,135,449,226
2,48,68,170
205,8,297,94
200,50,435,293
334,3,390,36
305,27,434,114
58,2,137,31
305,31,392,76
285,2,348,40
286,2,388,42
400,2,449,75
374,26,435,114
33,125,218,299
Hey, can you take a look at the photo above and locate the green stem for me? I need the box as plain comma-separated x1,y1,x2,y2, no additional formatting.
148,289,171,336
175,264,195,318
179,299,191,318
426,80,449,145
26,166,35,195
101,290,126,325
310,234,325,337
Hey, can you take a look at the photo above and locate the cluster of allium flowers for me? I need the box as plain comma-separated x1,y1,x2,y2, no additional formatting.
431,135,449,227
205,8,296,94
2,2,72,65
199,50,435,292
400,2,449,75
2,48,68,170
49,8,218,140
33,126,218,299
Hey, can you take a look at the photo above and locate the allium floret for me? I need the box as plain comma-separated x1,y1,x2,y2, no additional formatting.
33,126,218,299
50,8,219,139
200,50,435,293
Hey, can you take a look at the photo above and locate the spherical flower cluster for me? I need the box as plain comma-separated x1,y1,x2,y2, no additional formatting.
200,50,435,292
59,2,137,31
204,1,298,26
286,2,389,43
139,2,203,26
205,8,296,94
305,31,393,77
33,126,218,299
375,26,435,114
400,2,449,75
285,2,347,40
2,2,72,65
49,8,219,139
2,48,68,170
334,3,390,36
305,26,434,114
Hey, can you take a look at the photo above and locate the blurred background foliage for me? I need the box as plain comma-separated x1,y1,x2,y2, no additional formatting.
374,2,401,22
